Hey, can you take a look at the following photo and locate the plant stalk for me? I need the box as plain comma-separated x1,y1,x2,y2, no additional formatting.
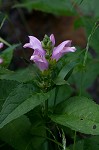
45,99,48,119
73,131,76,150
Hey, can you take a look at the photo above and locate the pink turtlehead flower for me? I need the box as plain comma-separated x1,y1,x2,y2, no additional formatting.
30,50,48,71
23,36,48,71
0,58,3,64
52,39,76,61
0,42,3,49
23,34,76,70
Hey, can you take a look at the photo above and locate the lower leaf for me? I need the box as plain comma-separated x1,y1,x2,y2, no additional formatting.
50,96,99,135
0,84,49,128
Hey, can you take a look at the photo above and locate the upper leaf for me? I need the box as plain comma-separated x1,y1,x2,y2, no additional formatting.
0,65,37,83
14,0,76,16
79,0,99,18
55,61,77,85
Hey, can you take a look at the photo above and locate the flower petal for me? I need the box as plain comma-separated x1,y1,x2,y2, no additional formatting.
52,40,76,61
52,40,71,57
23,36,45,55
50,34,55,46
65,46,76,52
0,58,3,64
52,47,62,61
30,51,48,71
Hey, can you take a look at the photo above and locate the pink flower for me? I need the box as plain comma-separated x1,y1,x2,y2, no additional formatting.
0,58,3,64
0,42,3,49
51,39,76,61
23,36,48,71
23,34,76,70
30,50,48,71
23,36,45,55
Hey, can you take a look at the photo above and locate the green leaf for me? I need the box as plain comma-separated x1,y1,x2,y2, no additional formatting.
0,79,19,111
55,84,73,105
69,136,99,150
14,0,76,16
48,85,72,108
0,115,33,150
31,125,46,149
69,60,99,93
0,65,36,83
69,140,84,150
79,0,99,18
0,67,12,75
55,62,77,85
50,96,99,135
84,136,99,150
49,85,73,107
0,80,19,99
0,44,20,68
0,84,49,128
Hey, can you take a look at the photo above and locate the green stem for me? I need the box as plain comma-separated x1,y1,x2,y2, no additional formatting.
0,15,7,30
73,131,76,150
62,129,66,150
79,70,84,96
45,99,48,119
83,19,99,67
54,86,59,110
0,37,11,47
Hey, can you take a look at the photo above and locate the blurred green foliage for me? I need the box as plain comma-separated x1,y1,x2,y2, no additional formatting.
0,0,99,150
